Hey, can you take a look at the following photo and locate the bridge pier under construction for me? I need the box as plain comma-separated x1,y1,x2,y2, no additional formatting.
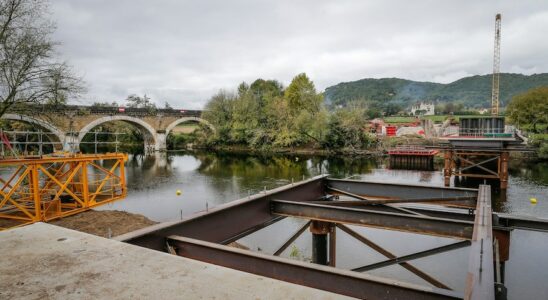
441,116,526,190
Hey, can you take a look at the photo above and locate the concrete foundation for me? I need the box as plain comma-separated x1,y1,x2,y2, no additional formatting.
0,223,350,299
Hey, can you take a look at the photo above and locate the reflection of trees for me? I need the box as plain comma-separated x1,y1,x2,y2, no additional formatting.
322,156,380,178
191,151,383,198
196,152,312,190
194,152,383,181
508,160,548,186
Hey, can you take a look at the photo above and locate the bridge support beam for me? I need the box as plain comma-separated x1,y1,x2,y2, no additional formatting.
63,133,77,152
155,132,167,152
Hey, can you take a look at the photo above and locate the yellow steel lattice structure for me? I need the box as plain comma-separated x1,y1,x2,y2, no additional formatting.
0,153,127,230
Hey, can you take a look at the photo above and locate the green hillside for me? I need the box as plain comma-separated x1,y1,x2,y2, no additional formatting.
324,73,548,109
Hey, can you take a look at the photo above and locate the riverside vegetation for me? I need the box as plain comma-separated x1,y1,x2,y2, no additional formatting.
200,73,376,153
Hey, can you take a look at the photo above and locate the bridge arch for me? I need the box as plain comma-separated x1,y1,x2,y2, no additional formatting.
78,115,158,153
165,117,215,137
1,114,66,149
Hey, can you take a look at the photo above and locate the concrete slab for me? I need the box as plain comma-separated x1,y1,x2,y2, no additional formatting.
0,223,352,299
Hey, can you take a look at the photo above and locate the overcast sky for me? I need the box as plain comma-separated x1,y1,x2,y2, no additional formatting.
50,1,548,109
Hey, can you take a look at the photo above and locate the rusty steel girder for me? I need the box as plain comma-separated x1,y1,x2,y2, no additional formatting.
116,176,548,299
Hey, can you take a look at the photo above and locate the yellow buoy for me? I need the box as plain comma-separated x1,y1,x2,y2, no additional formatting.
530,198,537,204
176,190,182,196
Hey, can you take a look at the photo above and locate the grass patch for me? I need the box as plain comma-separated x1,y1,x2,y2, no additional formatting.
384,116,417,123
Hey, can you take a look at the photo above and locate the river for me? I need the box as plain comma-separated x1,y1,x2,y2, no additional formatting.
99,150,547,299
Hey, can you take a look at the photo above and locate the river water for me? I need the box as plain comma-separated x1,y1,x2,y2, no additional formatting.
98,151,547,299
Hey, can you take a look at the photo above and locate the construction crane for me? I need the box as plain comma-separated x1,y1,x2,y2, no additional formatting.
491,13,502,115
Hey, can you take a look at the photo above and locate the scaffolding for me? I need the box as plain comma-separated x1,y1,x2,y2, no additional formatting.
0,129,63,158
0,129,129,158
0,153,127,230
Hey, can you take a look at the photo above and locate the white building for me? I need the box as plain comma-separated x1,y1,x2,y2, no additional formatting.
410,103,435,116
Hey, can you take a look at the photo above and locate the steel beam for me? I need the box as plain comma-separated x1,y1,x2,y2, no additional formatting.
116,175,328,250
337,224,451,290
327,188,476,206
327,186,427,215
464,185,495,300
324,202,548,233
353,240,471,272
494,213,548,232
271,200,474,239
458,156,500,174
273,221,310,256
327,178,477,201
313,195,477,208
167,235,461,300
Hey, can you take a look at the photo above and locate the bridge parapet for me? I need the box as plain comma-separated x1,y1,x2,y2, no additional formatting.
8,104,202,118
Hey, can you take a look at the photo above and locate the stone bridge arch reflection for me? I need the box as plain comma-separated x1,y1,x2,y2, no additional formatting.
78,115,158,154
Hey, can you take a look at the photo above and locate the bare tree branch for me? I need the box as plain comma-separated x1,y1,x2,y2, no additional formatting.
0,0,85,117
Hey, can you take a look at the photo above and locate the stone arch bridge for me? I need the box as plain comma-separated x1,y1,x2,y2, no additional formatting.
1,105,214,153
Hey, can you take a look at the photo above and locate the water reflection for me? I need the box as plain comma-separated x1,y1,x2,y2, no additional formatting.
98,151,547,299
104,151,547,220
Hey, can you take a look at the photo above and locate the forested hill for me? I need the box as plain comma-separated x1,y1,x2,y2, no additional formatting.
324,73,548,108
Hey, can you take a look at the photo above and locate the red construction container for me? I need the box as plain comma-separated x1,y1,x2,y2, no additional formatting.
386,126,397,136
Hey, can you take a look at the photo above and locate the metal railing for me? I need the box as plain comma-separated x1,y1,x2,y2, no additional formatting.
442,127,515,138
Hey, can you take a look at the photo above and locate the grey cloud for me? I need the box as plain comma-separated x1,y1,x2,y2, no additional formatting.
50,0,548,108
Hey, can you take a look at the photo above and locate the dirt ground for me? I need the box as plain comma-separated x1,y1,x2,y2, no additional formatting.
50,210,157,238
51,210,250,249
3,209,249,249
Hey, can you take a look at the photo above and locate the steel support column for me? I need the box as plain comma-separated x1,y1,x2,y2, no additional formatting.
499,152,509,189
444,150,453,187
310,221,330,265
329,224,336,267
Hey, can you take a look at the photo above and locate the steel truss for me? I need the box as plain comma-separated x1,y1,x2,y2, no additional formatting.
117,176,548,300
0,153,127,229
444,150,510,189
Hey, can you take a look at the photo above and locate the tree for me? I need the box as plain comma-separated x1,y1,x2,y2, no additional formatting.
126,94,156,109
383,103,402,116
324,104,372,149
284,73,322,113
202,90,235,142
0,0,84,116
506,86,548,133
92,101,118,107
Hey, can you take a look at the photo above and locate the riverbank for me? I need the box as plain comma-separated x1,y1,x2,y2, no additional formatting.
50,210,157,238
183,137,543,161
200,145,381,156
50,210,250,250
